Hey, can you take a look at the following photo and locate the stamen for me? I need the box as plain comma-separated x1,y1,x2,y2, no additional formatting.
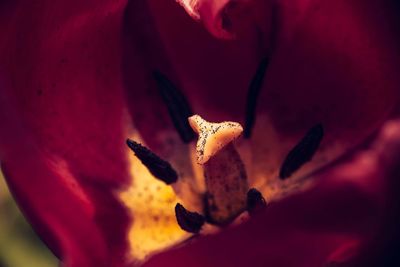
126,139,178,184
175,203,205,234
279,124,324,179
153,71,195,143
246,188,267,215
189,115,248,225
244,58,269,138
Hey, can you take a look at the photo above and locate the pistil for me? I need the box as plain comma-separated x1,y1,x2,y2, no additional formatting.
189,115,249,225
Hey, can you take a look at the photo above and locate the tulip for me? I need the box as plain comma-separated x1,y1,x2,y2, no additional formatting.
0,0,400,266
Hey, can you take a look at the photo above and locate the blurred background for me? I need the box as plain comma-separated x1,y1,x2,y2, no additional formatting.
0,171,58,267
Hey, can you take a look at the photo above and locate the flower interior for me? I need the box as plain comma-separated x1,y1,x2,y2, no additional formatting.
119,64,328,263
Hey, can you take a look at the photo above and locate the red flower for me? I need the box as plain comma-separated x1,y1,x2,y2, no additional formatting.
0,0,400,266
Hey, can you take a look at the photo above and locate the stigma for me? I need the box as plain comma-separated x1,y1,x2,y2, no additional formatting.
188,115,243,164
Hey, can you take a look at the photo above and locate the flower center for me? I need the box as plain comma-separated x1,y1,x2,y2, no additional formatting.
122,59,324,262
127,113,268,237
126,112,323,236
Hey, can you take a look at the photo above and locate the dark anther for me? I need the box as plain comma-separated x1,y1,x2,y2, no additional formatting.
244,58,269,138
279,124,324,179
153,71,195,143
246,188,267,215
175,203,205,234
126,139,178,184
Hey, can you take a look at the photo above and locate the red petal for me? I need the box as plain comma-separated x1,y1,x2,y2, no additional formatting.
263,0,400,135
0,1,131,265
0,88,106,266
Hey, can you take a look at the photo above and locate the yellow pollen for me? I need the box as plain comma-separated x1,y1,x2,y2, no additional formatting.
119,133,189,262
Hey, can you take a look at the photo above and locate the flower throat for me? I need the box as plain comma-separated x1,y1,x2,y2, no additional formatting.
126,59,323,234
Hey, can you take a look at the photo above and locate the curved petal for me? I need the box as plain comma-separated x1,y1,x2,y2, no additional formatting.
0,1,131,265
341,120,400,266
143,119,400,267
0,84,106,266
